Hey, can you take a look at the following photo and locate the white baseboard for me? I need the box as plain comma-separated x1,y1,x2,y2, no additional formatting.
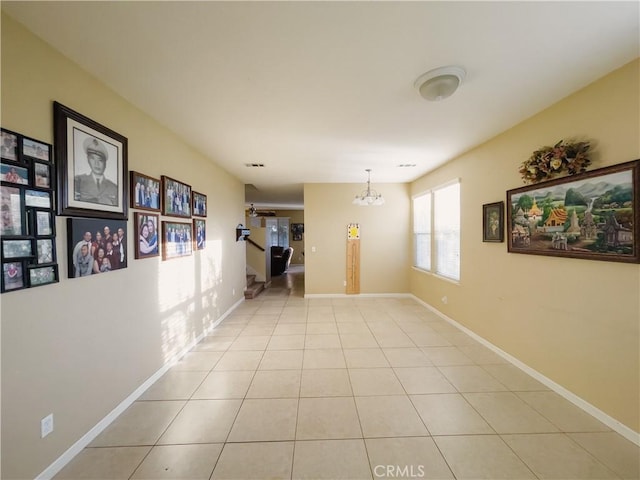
411,295,640,447
35,297,245,480
304,293,413,299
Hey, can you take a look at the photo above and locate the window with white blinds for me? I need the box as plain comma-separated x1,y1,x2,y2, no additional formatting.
413,193,431,270
413,180,460,281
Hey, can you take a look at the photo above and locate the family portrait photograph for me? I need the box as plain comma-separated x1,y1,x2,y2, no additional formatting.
193,192,207,217
162,221,193,260
162,176,192,218
131,171,160,211
67,217,128,278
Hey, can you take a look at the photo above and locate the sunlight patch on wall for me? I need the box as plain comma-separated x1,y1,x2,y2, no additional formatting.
200,239,223,290
157,256,197,312
160,301,197,363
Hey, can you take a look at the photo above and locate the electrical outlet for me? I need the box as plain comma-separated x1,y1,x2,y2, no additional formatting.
441,296,448,304
41,414,54,438
343,280,347,286
311,246,316,253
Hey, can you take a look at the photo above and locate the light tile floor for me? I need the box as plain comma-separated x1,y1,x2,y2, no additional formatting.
55,266,639,479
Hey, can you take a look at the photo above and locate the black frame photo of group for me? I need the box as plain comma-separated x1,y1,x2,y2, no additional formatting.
67,217,127,279
1,128,58,292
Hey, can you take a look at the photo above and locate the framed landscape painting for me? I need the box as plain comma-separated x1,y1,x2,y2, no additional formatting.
506,159,639,263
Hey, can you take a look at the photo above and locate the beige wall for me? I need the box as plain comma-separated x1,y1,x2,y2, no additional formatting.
304,183,410,294
411,59,640,433
1,15,246,479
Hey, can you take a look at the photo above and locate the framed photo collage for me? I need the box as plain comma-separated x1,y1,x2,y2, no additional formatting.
130,172,207,261
2,102,209,291
1,128,58,292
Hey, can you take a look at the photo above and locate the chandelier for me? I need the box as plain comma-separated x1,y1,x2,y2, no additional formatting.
248,204,258,217
353,169,385,206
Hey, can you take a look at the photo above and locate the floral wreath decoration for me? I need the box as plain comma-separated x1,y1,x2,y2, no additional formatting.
519,140,591,183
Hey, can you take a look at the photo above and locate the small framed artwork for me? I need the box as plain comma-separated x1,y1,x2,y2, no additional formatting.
483,202,504,242
291,223,304,241
193,192,207,217
130,171,161,211
1,186,23,236
36,238,55,264
35,210,53,236
162,220,193,260
2,239,33,259
161,176,192,218
67,217,128,278
1,163,29,185
507,159,640,263
193,218,206,250
135,212,160,259
34,162,51,189
25,189,51,209
28,265,58,287
2,262,24,292
1,130,18,161
54,102,128,219
22,137,51,162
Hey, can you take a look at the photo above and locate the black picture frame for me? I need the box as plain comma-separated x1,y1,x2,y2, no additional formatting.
507,159,640,263
130,171,161,212
33,162,52,189
54,102,128,220
1,128,59,293
28,265,58,288
22,137,51,162
2,262,25,292
161,175,192,218
1,129,18,161
2,239,33,259
482,202,504,242
36,238,56,265
67,217,128,278
1,162,29,186
0,185,24,236
291,223,304,241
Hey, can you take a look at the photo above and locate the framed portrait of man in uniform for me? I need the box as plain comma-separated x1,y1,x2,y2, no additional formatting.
54,102,128,220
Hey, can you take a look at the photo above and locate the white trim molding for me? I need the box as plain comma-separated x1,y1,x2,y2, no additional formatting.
412,295,640,447
35,297,245,480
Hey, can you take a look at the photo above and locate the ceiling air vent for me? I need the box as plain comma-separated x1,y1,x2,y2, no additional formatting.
245,163,265,168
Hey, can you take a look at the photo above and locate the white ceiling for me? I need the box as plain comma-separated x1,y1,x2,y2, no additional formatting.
3,1,639,208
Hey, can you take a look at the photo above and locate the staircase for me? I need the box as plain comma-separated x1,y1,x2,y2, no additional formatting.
244,274,265,299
